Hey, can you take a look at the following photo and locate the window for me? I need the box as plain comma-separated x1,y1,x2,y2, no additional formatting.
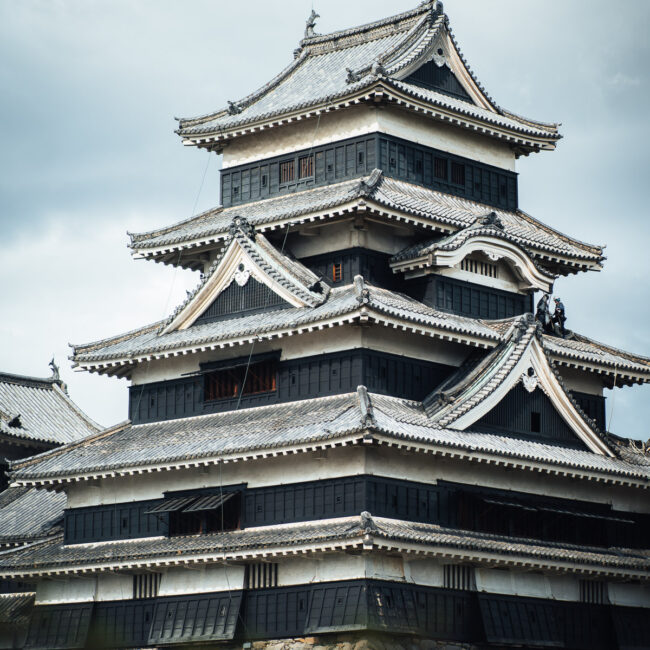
133,573,161,599
261,174,267,187
357,151,365,167
460,258,498,278
434,157,447,180
451,161,465,185
204,359,277,402
580,580,608,604
298,155,313,179
246,563,278,589
332,263,343,283
531,411,541,433
443,565,475,591
279,160,295,184
415,158,423,174
232,186,239,196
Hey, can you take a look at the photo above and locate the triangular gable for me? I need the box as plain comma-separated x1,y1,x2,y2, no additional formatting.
425,318,614,456
392,21,496,112
162,218,326,334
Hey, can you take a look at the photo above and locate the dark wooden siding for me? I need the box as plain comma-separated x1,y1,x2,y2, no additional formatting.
472,383,585,447
194,277,290,326
612,606,650,650
129,349,454,424
63,499,166,544
378,134,518,210
405,61,472,102
479,594,614,649
148,591,242,645
300,247,395,289
88,600,155,649
221,135,377,206
24,603,93,650
242,585,312,640
63,475,649,548
406,274,531,320
571,390,606,431
221,132,517,211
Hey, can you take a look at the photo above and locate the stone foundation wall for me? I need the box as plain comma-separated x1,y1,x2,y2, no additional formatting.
225,635,478,650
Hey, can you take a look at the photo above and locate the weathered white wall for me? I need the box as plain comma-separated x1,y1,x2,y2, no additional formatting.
608,582,650,607
35,577,96,605
96,573,132,601
475,568,552,599
222,104,516,172
405,559,444,587
159,565,245,597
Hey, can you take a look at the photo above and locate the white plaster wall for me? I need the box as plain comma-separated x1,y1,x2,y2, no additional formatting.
66,446,367,507
221,104,516,172
434,261,524,294
608,583,650,607
405,559,444,588
556,366,604,396
376,106,516,171
222,106,380,168
547,575,580,602
159,565,245,597
35,577,96,605
96,573,133,601
475,568,552,599
364,555,405,581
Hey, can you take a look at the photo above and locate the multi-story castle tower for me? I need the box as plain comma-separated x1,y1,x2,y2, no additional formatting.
3,3,650,649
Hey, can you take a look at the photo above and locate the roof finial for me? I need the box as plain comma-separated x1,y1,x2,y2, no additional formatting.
49,357,60,382
304,9,320,39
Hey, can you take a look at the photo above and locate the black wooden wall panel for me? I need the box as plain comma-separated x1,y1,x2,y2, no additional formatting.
305,582,367,633
221,132,518,211
148,592,242,645
406,274,531,320
194,277,290,326
63,498,166,544
242,585,311,640
129,349,454,424
88,600,155,649
472,383,586,447
571,390,606,431
378,134,518,210
24,603,93,650
405,62,472,101
612,606,650,650
300,247,396,289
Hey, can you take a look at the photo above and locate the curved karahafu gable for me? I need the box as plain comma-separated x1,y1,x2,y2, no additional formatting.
424,317,614,457
161,217,327,334
176,2,559,155
391,215,557,293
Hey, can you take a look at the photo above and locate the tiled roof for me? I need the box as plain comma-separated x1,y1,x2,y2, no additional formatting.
0,372,99,445
129,174,602,272
0,515,646,578
70,282,500,373
176,3,558,148
10,390,650,487
0,593,34,625
0,487,65,545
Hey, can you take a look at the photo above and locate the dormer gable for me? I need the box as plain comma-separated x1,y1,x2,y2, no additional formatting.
161,218,327,334
424,317,614,457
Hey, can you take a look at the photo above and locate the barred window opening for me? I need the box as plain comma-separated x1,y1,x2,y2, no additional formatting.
279,160,295,184
332,263,343,283
133,573,161,599
299,155,314,179
245,563,279,589
579,580,608,604
460,257,498,279
204,359,277,402
443,564,475,591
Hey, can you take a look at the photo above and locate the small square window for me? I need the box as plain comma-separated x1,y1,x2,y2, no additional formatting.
233,186,239,196
332,263,343,283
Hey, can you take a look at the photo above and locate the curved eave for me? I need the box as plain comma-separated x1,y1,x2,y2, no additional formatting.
178,83,560,156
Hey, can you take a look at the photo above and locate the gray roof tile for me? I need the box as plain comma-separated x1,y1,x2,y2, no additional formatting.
0,487,65,544
0,372,99,445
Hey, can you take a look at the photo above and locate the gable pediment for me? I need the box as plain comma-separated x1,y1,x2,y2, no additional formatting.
404,60,472,102
161,219,326,334
424,319,614,457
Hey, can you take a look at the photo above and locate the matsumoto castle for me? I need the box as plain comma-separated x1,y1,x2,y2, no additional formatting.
2,2,649,649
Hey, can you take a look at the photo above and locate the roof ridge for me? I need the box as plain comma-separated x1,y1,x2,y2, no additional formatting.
0,372,57,390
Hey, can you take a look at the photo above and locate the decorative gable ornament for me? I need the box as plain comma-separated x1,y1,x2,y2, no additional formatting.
521,368,538,393
233,262,251,287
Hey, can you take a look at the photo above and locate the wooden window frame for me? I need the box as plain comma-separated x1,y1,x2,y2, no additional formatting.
332,263,343,283
279,160,295,184
298,155,314,179
204,359,278,402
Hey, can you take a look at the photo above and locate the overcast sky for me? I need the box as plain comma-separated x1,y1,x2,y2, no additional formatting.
1,0,649,440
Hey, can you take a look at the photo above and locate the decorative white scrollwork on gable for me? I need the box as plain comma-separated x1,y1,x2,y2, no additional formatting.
486,252,503,262
521,367,538,393
234,262,251,287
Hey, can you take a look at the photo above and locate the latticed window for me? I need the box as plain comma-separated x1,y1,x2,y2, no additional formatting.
133,573,161,599
434,157,447,180
443,564,475,591
298,155,314,178
451,161,465,185
579,580,608,604
460,257,498,279
279,160,295,183
204,360,277,401
245,563,279,589
332,263,343,283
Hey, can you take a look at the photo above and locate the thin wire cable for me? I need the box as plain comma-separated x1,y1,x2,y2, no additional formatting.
607,365,618,432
